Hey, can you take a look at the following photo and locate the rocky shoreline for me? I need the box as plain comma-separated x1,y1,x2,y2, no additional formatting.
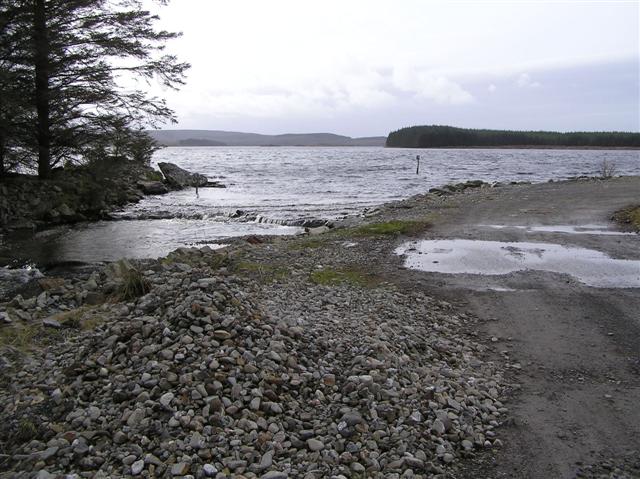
0,180,516,477
0,161,154,232
0,161,220,233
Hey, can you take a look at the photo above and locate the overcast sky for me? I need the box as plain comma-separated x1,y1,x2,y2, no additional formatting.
148,0,639,137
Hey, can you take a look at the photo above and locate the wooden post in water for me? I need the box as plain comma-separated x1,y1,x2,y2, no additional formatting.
416,155,420,175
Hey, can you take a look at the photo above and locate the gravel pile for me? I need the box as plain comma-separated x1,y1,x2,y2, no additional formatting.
0,245,508,478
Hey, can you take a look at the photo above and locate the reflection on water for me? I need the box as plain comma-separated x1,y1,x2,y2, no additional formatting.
482,224,637,236
395,239,640,288
1,220,301,266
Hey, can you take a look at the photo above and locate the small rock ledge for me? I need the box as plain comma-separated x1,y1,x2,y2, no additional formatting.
158,162,225,190
0,161,162,231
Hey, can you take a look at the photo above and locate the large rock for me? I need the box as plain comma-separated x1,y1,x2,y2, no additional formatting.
158,162,208,188
136,180,169,195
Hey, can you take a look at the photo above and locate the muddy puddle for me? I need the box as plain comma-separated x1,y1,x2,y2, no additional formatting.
395,239,640,288
482,224,637,236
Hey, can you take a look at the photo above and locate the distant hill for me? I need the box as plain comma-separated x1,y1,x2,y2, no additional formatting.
148,129,387,147
386,125,640,148
177,138,227,146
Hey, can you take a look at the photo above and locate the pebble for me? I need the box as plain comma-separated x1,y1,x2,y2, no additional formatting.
126,408,145,427
202,464,217,477
131,459,144,475
432,419,446,435
261,472,288,479
159,392,174,407
35,472,55,479
42,318,62,329
259,450,274,469
171,462,189,476
307,438,325,451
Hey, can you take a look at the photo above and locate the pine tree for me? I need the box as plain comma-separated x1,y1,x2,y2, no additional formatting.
0,2,33,177
1,0,188,178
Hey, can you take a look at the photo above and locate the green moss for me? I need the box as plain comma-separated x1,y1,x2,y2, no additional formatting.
613,205,640,232
309,267,375,287
339,219,431,238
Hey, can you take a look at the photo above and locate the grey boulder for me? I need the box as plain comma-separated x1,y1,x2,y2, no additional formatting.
158,162,208,188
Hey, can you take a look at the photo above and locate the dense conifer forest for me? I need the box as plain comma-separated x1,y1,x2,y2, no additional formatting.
386,125,640,148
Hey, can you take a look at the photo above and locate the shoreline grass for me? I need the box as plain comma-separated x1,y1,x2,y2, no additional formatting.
309,267,378,287
341,219,431,237
613,205,640,232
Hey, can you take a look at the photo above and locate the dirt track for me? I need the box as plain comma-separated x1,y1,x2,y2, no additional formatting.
376,177,640,478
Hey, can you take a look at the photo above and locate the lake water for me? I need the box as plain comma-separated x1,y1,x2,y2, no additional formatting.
1,147,638,267
137,146,639,223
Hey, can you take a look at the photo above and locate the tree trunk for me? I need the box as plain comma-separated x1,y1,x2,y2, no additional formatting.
0,80,7,178
0,107,5,178
33,0,51,179
0,144,5,178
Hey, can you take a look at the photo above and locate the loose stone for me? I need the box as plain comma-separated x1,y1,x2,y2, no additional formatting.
307,438,325,451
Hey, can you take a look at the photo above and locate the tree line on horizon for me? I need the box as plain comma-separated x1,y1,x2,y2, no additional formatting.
0,0,188,179
386,125,640,148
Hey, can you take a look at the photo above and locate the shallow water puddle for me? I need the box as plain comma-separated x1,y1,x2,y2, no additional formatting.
0,220,300,266
482,224,636,236
395,239,640,288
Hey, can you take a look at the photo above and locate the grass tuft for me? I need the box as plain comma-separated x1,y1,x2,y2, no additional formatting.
613,205,640,232
15,419,38,443
117,267,151,300
599,160,617,179
50,306,104,330
0,323,66,351
0,325,40,351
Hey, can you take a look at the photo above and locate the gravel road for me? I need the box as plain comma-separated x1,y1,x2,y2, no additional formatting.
377,176,640,478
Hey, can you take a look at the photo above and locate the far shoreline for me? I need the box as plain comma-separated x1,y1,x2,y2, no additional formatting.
159,144,640,150
385,145,640,151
